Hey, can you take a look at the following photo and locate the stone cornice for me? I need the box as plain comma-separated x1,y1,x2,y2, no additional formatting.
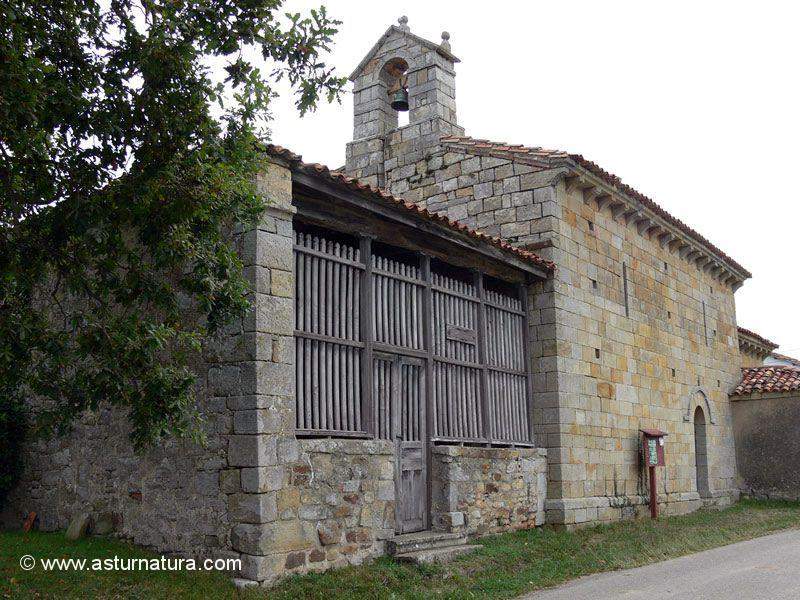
563,166,750,291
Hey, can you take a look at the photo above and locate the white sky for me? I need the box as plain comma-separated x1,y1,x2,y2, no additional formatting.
265,0,800,355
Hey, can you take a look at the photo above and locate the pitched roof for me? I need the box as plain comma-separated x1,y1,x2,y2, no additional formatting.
264,144,554,274
349,25,459,81
440,135,751,283
768,352,800,368
738,326,779,352
732,366,800,396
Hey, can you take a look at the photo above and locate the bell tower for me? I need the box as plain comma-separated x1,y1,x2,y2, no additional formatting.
345,16,465,189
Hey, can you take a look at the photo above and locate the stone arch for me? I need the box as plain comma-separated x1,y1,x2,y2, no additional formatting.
682,386,715,424
360,47,418,87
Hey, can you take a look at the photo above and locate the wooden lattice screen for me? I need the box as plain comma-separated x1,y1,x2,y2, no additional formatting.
294,225,533,445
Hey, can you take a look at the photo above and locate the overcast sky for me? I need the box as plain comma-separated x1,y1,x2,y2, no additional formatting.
265,0,800,355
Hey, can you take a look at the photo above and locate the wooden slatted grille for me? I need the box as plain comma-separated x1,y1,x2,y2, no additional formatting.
294,230,364,435
294,224,534,445
372,357,394,440
400,362,424,442
372,255,424,350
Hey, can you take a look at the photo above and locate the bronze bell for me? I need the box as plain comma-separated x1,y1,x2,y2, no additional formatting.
390,88,409,112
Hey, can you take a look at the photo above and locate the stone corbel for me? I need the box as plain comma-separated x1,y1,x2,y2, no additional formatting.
680,245,699,260
657,231,674,249
565,174,584,195
694,254,710,269
644,223,663,240
610,200,629,221
636,217,652,235
583,186,602,205
621,208,640,224
670,239,689,254
596,193,615,212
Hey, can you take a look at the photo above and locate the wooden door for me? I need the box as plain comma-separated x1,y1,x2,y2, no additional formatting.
373,353,427,533
395,357,426,533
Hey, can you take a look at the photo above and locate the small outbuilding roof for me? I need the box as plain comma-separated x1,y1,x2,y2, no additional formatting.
731,366,800,396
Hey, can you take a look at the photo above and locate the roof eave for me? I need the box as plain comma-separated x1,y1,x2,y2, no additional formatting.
558,158,752,289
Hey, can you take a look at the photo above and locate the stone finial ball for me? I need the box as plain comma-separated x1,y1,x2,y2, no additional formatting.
398,16,408,25
441,31,450,41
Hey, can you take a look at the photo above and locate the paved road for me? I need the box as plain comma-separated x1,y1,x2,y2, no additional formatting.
522,529,800,600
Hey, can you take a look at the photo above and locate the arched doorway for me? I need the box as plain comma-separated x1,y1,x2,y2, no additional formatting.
694,406,710,497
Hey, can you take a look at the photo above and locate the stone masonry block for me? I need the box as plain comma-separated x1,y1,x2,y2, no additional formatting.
227,435,278,467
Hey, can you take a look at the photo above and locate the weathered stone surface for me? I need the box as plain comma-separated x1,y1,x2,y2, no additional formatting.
317,522,340,546
432,446,546,535
93,513,117,536
66,513,91,540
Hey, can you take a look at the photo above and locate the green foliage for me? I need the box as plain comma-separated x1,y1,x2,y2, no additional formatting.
0,396,25,509
0,0,345,449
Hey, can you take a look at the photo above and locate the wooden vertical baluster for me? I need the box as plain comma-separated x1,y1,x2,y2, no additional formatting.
360,236,374,436
475,271,491,445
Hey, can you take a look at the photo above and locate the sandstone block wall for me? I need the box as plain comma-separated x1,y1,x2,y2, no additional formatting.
541,180,741,524
381,142,742,525
431,445,547,535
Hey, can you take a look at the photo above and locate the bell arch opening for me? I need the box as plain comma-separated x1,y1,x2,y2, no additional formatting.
380,58,410,127
694,405,710,498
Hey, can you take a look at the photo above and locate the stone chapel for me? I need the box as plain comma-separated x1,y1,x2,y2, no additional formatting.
4,17,763,587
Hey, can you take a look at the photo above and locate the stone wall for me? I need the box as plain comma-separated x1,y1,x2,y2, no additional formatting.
379,143,742,525
0,399,234,558
431,445,546,535
345,23,464,189
1,158,301,585
540,179,741,524
732,392,800,500
263,438,396,576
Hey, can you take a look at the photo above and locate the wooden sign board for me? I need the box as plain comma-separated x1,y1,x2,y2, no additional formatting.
446,324,477,345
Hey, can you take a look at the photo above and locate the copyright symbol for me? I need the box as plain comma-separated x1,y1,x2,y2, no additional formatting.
19,555,35,571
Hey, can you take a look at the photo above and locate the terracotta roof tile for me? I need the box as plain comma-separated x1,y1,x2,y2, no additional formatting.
264,144,555,273
440,135,750,279
732,366,800,396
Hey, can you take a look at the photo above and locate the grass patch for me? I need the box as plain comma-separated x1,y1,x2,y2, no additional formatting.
2,499,800,599
0,531,237,599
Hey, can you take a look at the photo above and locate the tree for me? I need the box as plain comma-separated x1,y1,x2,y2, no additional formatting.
0,0,345,463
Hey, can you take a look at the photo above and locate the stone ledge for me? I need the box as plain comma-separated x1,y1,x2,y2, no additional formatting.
298,438,394,455
431,444,546,459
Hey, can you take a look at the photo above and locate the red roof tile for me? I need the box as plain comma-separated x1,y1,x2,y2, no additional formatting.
264,144,555,273
440,135,750,279
732,366,800,396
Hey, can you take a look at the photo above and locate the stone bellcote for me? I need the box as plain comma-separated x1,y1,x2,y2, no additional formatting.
345,16,465,188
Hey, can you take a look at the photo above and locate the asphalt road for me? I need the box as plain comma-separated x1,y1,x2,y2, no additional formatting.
522,529,800,600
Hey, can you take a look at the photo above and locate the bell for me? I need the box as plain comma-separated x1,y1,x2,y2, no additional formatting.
390,88,409,112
